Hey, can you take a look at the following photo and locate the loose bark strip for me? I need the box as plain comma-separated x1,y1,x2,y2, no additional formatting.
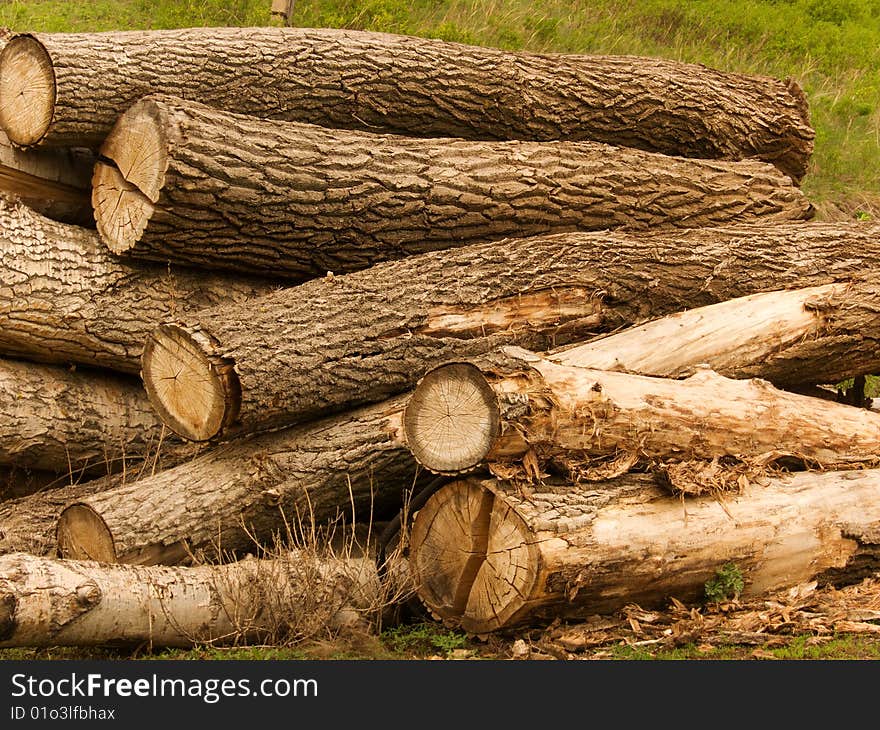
403,350,880,475
92,94,811,278
0,551,390,648
0,357,200,475
0,196,275,374
0,27,812,179
410,471,880,633
548,280,880,387
55,396,420,566
0,130,93,225
135,221,880,445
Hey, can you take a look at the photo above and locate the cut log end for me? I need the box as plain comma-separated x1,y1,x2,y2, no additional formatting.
410,479,539,634
56,504,116,563
403,363,499,475
0,36,55,147
92,98,167,253
141,324,240,442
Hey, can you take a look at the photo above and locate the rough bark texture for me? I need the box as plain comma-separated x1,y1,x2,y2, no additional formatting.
0,27,813,179
141,221,880,443
403,350,880,476
410,471,880,633
550,279,880,387
0,196,275,374
56,396,421,565
0,551,387,647
0,357,200,474
0,474,125,557
92,94,811,278
0,130,93,225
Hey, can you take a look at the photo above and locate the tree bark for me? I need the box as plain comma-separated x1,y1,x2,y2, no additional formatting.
0,474,125,557
0,356,200,475
0,130,93,225
548,279,880,387
0,27,813,179
0,196,275,374
410,471,880,634
55,396,421,565
402,350,880,475
92,94,811,279
140,220,880,443
0,551,391,648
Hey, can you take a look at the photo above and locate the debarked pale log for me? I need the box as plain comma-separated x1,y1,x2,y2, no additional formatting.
403,349,880,475
136,221,877,444
409,471,880,633
91,94,811,278
0,27,812,179
0,551,397,647
0,196,275,374
0,356,199,474
56,396,419,565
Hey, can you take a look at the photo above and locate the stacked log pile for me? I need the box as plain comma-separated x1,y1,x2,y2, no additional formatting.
1,25,879,648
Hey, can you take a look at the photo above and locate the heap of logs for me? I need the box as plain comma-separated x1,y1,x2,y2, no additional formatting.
2,24,879,648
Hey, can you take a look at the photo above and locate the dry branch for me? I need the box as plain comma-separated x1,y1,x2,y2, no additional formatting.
0,27,812,179
91,94,811,279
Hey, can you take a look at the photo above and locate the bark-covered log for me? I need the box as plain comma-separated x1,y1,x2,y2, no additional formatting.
0,551,391,647
0,130,93,225
140,221,880,443
55,396,420,565
92,94,811,279
0,27,813,179
402,350,880,475
0,474,125,557
410,471,880,633
0,356,200,475
548,280,880,387
0,196,275,374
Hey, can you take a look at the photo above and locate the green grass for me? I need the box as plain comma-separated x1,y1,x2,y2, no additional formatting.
1,0,877,210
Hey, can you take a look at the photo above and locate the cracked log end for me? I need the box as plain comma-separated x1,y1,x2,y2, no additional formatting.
141,324,240,442
0,36,55,147
410,479,539,635
92,97,166,253
56,505,116,563
404,363,499,475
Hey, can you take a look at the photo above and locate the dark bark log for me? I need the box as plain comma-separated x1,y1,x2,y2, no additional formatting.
92,94,811,279
56,396,421,565
403,350,880,475
0,27,812,179
0,196,276,374
142,221,875,442
0,356,200,475
410,471,880,633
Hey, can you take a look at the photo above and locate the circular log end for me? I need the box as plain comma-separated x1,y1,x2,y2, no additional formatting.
92,97,167,253
0,36,55,147
57,504,116,563
142,324,240,442
410,479,539,635
403,363,500,475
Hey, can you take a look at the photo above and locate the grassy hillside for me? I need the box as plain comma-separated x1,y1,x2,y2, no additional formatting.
0,0,877,215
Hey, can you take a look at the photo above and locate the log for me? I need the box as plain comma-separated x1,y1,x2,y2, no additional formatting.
55,396,420,565
0,551,393,647
409,470,880,633
91,94,811,278
0,474,124,556
402,349,880,475
135,221,876,445
547,280,880,387
0,196,275,374
0,27,812,179
0,130,93,225
0,356,200,474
